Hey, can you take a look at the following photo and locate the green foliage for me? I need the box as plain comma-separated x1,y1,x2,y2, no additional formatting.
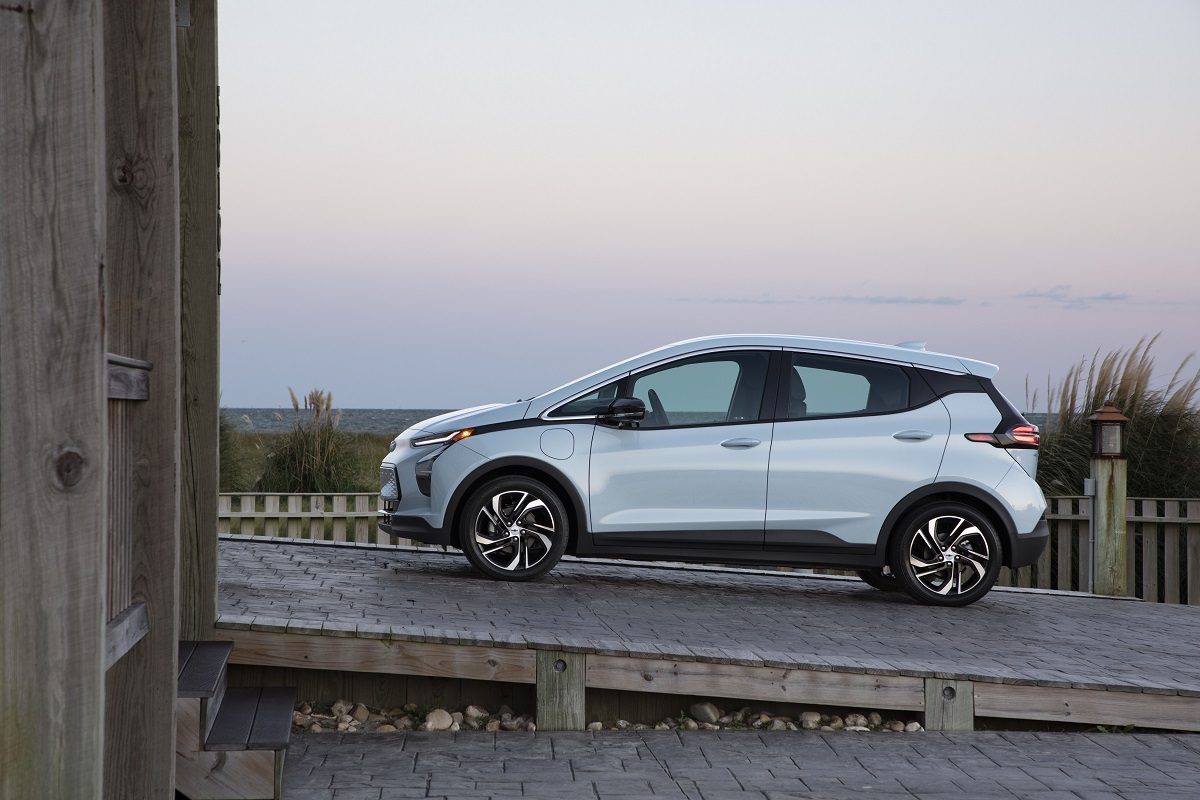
257,389,366,493
1029,336,1200,497
218,410,255,492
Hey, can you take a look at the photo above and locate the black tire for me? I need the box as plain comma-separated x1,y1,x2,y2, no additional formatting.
855,567,901,593
458,476,569,581
888,501,1002,607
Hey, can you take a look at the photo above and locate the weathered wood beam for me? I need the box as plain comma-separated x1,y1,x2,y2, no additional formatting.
1,2,109,797
536,651,587,731
923,677,975,731
101,0,183,797
177,0,220,640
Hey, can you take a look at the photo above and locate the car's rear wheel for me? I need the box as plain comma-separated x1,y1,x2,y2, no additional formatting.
889,502,1001,607
459,476,569,581
855,567,901,592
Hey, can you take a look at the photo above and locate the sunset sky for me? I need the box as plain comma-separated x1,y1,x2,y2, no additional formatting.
218,1,1199,409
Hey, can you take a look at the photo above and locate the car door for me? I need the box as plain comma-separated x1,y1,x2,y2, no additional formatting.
765,352,950,549
589,349,774,546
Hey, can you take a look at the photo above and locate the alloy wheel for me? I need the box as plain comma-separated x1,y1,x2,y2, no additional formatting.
906,515,992,597
472,489,556,572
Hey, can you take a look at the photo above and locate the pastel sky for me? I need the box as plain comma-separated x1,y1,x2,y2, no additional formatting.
219,1,1199,410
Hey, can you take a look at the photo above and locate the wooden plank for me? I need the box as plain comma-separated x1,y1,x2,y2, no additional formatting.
1,1,108,796
101,0,183,796
178,641,234,698
1092,460,1128,596
355,495,370,543
223,629,536,684
240,495,256,535
1189,501,1200,606
585,655,924,711
309,496,324,539
247,687,296,750
217,495,232,535
175,697,276,800
1078,498,1093,593
108,400,133,619
286,495,302,538
179,641,199,679
1034,521,1052,588
177,0,220,642
206,687,260,752
1054,503,1072,591
536,651,587,731
1163,501,1181,604
923,677,974,731
1142,520,1159,603
264,496,280,538
107,357,153,400
104,602,151,671
974,683,1200,732
332,495,348,542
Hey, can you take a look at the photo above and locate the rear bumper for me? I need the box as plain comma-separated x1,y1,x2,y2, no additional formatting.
378,512,452,547
1010,516,1049,568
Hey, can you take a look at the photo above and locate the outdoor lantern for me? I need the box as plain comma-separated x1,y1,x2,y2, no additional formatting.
1089,402,1128,458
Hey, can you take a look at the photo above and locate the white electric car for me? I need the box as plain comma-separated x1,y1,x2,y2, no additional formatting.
379,335,1047,606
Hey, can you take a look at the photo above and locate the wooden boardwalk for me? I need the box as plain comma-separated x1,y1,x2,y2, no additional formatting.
218,537,1200,732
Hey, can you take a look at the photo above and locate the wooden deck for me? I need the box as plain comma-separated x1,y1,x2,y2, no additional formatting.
218,537,1200,732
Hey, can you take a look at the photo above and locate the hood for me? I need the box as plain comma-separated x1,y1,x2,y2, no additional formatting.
405,401,530,435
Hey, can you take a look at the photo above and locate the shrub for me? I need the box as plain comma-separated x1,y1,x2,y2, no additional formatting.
1029,336,1200,497
257,389,366,492
218,410,255,492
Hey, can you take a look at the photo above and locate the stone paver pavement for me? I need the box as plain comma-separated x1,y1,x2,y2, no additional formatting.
219,539,1200,694
283,730,1200,799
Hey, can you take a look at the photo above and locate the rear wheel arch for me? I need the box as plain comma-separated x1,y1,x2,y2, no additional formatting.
877,482,1017,567
446,457,587,554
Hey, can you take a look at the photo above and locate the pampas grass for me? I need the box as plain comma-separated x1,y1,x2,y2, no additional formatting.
257,389,363,493
1029,335,1200,497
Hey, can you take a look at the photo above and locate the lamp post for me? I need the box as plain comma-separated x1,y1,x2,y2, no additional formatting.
1090,403,1129,596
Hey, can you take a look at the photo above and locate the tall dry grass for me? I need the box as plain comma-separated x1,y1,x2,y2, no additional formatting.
1029,335,1200,497
257,389,364,493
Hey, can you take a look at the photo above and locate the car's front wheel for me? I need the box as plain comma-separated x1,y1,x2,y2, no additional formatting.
459,476,569,581
890,502,1002,607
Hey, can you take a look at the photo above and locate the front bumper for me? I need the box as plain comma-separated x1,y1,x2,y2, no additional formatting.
377,512,452,547
1010,516,1049,568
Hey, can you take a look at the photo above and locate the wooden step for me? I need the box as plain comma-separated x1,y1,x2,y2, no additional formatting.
206,686,296,752
178,640,233,698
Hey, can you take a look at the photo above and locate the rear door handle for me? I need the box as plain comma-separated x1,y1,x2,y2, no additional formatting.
893,430,933,441
720,438,762,449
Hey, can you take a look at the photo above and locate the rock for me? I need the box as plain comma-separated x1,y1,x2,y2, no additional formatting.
385,707,406,717
755,712,772,727
888,720,905,732
683,719,699,731
799,711,822,725
616,719,631,730
587,721,604,731
367,713,388,724
867,712,883,727
829,717,845,730
485,719,501,732
351,703,370,724
449,721,460,732
690,702,721,724
298,702,312,715
425,709,454,731
801,719,820,730
292,711,309,726
905,721,924,732
633,723,648,730
337,722,351,732
337,714,353,725
501,716,523,732
377,724,397,733
768,719,788,731
527,722,535,732
331,699,352,718
699,722,720,731
846,725,870,732
451,712,464,724
498,705,514,718
845,713,868,728
394,716,414,731
819,725,834,731
785,722,798,731
465,704,489,721
654,722,671,730
718,714,734,725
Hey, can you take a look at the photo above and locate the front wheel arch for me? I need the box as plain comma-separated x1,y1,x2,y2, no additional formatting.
446,457,586,555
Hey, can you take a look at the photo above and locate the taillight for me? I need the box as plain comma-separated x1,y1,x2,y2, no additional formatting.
965,424,1039,449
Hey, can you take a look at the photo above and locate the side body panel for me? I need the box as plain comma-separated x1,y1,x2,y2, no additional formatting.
765,401,951,547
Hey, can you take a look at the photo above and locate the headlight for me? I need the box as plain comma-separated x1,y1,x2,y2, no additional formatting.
411,428,473,447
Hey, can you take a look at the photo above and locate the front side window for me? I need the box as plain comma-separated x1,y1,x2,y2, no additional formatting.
784,354,909,419
630,351,770,429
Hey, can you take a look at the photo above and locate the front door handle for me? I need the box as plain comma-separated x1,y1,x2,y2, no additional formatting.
893,430,933,441
721,438,762,449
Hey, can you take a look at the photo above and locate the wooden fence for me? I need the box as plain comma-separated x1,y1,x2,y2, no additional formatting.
218,493,1200,604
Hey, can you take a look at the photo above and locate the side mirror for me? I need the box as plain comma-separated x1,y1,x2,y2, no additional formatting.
599,396,645,425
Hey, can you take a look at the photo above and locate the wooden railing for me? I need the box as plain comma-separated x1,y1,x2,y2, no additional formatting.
219,492,1200,604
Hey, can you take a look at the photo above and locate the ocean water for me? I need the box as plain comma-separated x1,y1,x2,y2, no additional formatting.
224,408,453,435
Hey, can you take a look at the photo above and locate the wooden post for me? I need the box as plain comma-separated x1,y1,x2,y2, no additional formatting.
177,0,221,640
1092,458,1129,596
1,3,109,796
102,0,183,797
536,651,587,731
924,678,974,731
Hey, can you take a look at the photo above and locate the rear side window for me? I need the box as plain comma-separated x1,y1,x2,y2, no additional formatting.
783,354,909,419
